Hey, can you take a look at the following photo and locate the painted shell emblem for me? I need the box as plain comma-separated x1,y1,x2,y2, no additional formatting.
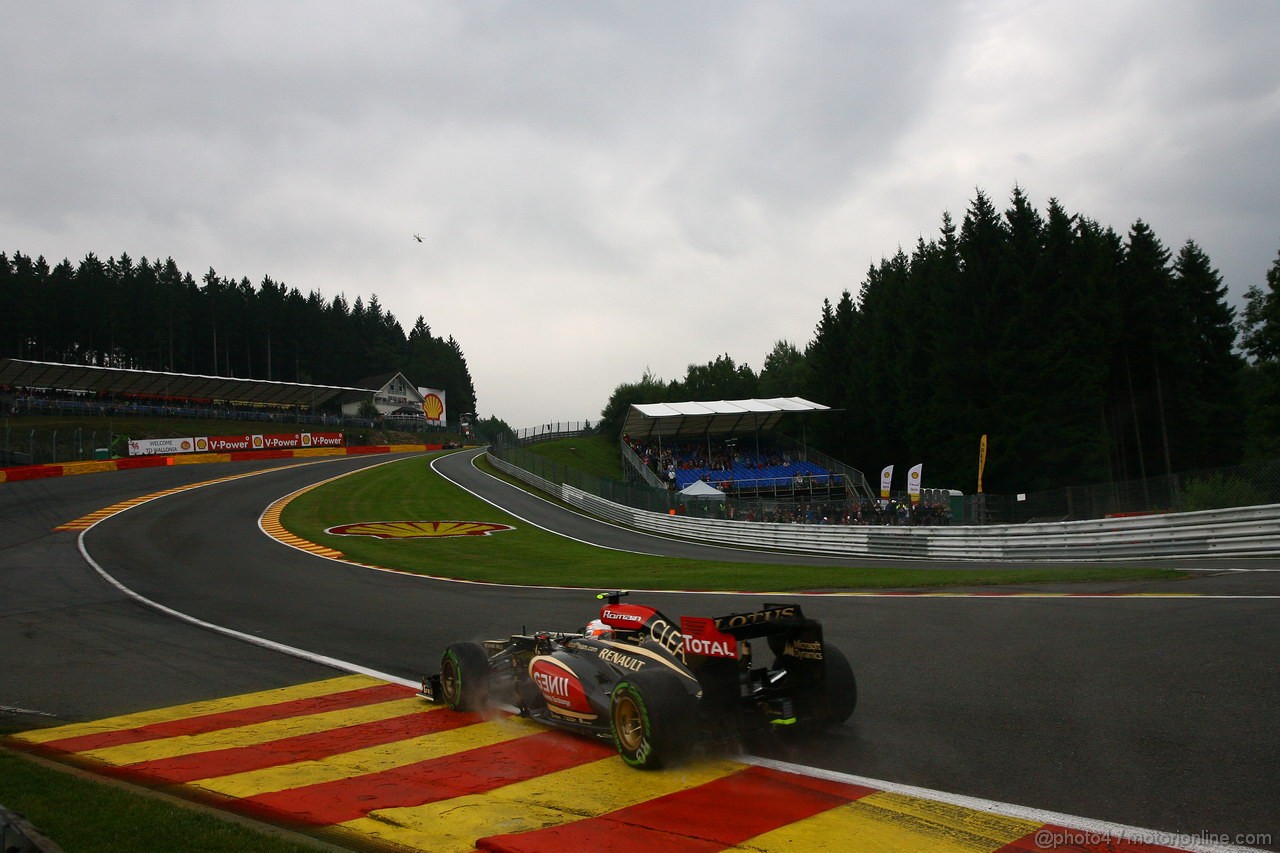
325,521,514,539
422,394,445,420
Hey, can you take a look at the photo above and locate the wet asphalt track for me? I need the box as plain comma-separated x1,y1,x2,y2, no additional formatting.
3,450,1278,846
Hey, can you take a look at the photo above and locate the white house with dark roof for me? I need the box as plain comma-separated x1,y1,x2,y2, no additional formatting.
337,371,426,418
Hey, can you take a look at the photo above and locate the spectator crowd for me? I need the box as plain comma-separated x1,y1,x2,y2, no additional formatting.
623,433,951,526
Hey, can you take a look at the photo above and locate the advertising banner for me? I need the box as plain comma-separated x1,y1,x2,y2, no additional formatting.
420,388,447,425
196,435,253,453
977,433,988,493
304,432,344,447
128,437,196,456
907,463,924,504
129,433,347,456
254,433,306,450
879,465,893,499
195,433,346,452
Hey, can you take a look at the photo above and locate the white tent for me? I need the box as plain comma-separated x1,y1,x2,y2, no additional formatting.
679,479,726,500
621,397,830,440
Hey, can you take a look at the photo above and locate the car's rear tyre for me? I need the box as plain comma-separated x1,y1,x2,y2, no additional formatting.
820,643,857,725
439,642,490,711
609,669,693,769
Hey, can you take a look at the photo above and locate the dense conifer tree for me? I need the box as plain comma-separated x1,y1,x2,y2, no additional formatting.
1239,248,1280,459
0,250,479,422
786,189,1250,492
758,340,808,398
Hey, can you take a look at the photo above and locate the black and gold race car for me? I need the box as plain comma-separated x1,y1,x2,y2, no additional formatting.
420,591,856,768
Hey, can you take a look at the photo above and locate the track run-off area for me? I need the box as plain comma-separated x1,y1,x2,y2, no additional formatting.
2,449,1277,852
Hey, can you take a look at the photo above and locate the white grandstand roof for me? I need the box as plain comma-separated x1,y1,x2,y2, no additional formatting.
621,397,830,439
0,358,363,408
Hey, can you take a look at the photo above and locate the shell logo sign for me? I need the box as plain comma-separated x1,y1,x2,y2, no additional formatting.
325,521,514,539
421,393,445,422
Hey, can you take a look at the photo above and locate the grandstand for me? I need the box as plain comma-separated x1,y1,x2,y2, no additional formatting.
618,398,873,503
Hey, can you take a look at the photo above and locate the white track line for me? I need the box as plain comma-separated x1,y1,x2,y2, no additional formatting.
745,757,1269,853
76,528,417,690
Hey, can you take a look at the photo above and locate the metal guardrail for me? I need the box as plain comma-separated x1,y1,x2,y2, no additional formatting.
510,421,594,444
0,803,63,853
487,452,1280,560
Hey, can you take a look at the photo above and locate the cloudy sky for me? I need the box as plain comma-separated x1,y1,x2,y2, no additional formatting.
4,2,1278,428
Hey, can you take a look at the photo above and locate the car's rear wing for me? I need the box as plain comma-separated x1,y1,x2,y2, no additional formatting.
707,603,813,637
679,603,820,661
595,592,822,663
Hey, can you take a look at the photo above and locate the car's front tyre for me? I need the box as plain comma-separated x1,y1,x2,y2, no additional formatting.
439,642,490,711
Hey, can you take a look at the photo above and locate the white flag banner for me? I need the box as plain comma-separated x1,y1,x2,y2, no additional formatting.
879,465,894,499
907,463,923,503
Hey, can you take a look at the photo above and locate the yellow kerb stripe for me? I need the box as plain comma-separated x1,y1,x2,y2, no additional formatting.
14,675,380,745
340,757,743,853
194,714,545,798
741,790,1042,852
81,697,429,766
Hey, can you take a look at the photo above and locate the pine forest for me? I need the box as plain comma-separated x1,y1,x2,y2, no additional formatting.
0,253,477,419
602,188,1280,495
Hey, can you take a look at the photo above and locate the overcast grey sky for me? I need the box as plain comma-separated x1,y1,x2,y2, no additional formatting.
4,2,1278,428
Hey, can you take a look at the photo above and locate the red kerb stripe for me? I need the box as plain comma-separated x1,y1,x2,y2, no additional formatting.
116,709,485,784
41,683,415,753
236,730,614,826
477,764,878,853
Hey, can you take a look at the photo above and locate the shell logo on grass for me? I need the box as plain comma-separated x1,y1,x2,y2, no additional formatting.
325,521,514,539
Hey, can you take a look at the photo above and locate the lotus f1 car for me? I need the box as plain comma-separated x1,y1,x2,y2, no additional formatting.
420,591,856,768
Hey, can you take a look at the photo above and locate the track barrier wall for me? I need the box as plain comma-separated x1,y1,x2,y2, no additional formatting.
0,444,445,484
487,451,1280,561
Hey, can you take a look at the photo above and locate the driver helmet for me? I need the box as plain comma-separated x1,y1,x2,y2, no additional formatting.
584,618,611,638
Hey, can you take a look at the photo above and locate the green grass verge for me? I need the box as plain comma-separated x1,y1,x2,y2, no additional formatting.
0,748,329,853
523,433,626,481
281,452,1185,591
